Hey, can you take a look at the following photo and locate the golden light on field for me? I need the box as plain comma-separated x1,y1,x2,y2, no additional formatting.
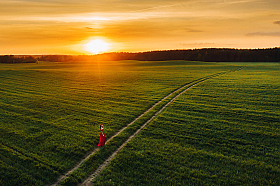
84,39,111,54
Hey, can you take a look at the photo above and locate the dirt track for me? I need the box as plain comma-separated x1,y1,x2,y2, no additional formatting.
80,82,205,186
52,67,244,186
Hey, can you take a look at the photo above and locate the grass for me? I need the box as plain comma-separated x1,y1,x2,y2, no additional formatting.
94,63,280,186
0,60,240,185
58,71,229,185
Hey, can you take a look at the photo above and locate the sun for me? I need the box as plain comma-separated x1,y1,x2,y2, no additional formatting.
84,39,110,54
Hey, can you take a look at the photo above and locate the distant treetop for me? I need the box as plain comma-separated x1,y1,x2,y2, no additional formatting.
1,48,280,63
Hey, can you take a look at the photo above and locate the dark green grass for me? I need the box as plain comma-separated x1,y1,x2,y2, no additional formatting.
0,61,239,185
94,63,280,186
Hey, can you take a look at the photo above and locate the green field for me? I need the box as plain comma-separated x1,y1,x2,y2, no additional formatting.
0,61,279,185
94,63,280,185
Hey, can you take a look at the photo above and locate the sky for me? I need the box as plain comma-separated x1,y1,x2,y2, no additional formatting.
1,0,280,54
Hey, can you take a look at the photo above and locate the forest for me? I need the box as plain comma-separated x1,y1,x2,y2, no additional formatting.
99,47,280,62
1,48,280,63
0,55,38,63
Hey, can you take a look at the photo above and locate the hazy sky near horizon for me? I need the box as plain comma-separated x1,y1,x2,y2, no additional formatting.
1,0,280,54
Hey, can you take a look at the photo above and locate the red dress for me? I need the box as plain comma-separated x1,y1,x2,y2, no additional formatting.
98,129,105,147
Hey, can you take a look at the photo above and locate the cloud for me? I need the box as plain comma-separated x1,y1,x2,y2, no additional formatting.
181,42,215,46
274,21,280,25
246,32,280,37
185,28,203,33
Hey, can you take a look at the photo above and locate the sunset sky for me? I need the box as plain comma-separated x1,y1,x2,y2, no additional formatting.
1,0,280,54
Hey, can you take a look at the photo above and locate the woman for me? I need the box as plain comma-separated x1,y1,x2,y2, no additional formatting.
98,123,105,147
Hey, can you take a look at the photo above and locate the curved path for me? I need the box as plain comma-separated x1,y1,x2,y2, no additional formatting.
81,81,206,186
52,78,203,186
53,67,244,186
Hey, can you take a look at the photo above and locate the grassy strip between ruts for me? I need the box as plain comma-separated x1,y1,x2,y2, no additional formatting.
57,69,241,186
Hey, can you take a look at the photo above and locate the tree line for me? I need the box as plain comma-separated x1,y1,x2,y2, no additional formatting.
35,48,280,62
1,48,280,63
0,55,38,63
101,48,280,62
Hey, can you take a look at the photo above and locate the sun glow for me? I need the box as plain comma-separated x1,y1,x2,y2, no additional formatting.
84,39,110,54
